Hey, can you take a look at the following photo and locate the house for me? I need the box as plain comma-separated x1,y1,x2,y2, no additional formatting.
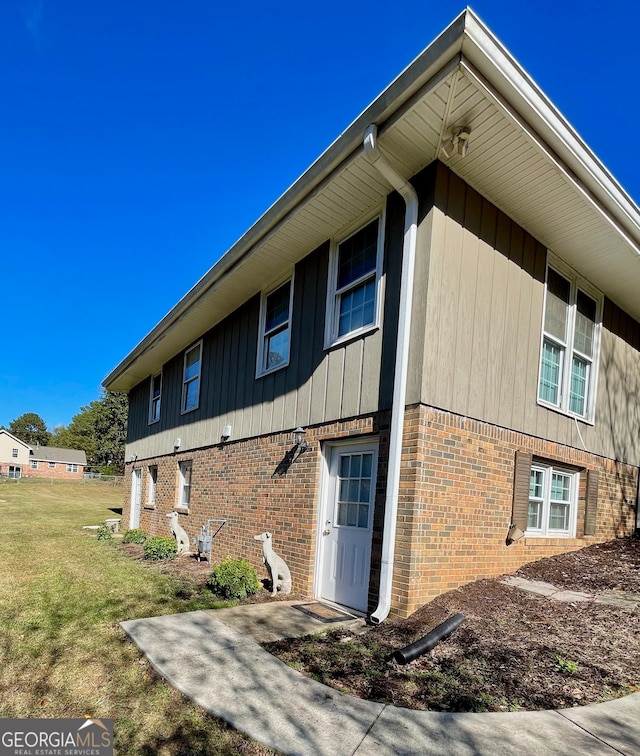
27,446,87,479
0,430,87,480
0,431,31,479
103,10,640,621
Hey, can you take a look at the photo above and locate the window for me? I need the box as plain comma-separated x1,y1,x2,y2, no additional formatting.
8,466,21,479
527,463,578,537
178,462,192,509
48,462,56,469
147,465,158,506
30,460,38,470
538,264,601,420
257,278,293,376
325,216,384,346
181,342,202,413
11,448,18,458
336,451,375,529
149,372,162,424
66,463,78,473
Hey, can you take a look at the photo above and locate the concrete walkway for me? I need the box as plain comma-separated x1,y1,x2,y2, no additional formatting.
121,600,640,756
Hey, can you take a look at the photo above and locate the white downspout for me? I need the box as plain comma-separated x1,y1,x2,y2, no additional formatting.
363,124,418,624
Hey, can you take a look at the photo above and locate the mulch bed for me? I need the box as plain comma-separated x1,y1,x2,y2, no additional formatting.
265,538,640,712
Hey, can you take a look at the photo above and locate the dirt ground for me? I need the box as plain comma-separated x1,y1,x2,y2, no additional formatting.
265,538,640,712
120,537,640,713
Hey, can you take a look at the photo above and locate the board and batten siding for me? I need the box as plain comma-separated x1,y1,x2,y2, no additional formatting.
415,164,640,466
125,198,403,460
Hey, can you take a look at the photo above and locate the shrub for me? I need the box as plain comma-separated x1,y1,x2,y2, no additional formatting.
143,536,178,561
96,524,113,541
123,528,148,544
208,557,261,599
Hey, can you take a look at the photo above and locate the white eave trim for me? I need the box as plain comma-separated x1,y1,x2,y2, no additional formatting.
461,13,640,253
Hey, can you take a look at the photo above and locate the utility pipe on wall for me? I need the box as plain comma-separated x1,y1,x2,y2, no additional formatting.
363,124,419,625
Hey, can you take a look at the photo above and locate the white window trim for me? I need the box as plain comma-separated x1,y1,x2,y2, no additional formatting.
177,461,192,510
537,256,602,424
48,462,56,469
149,372,162,425
324,211,385,349
66,463,79,473
147,465,157,507
526,462,579,538
181,340,202,415
11,448,18,458
256,274,294,378
30,460,38,470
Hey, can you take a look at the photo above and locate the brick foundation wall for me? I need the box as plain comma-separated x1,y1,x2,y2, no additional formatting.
393,404,638,617
121,404,638,620
123,415,387,601
26,464,85,480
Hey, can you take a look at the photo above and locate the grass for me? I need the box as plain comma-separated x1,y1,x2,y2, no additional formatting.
0,478,272,755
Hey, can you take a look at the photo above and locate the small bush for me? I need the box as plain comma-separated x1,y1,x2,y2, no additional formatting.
143,536,178,561
208,556,261,599
123,528,148,544
96,524,113,541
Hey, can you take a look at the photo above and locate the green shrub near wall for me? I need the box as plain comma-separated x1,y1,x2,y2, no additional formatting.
123,528,147,544
208,557,261,599
143,536,177,561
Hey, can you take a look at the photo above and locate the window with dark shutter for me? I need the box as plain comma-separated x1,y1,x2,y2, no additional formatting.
512,450,532,532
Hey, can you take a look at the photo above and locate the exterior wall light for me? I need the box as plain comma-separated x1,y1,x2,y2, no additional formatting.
293,427,309,451
174,438,181,450
221,425,232,442
441,126,471,159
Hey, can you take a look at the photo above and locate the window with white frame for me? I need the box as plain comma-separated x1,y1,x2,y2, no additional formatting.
528,463,578,537
325,216,384,346
178,461,192,509
181,342,202,413
538,264,601,420
66,463,78,473
48,462,56,469
149,372,162,424
11,448,18,458
257,278,293,376
30,460,38,470
8,466,21,479
147,465,158,506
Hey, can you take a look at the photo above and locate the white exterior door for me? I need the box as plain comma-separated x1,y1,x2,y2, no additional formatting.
130,468,142,528
318,441,378,612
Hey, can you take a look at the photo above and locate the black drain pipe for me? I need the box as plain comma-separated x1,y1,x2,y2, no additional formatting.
391,614,465,665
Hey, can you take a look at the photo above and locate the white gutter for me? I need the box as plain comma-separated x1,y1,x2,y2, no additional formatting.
363,124,418,625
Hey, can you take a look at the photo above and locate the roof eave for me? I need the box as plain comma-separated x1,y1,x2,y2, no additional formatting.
104,8,640,393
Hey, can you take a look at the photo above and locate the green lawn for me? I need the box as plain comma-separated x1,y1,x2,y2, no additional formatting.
0,478,271,755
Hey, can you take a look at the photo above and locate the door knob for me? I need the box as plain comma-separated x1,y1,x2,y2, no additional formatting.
323,529,330,536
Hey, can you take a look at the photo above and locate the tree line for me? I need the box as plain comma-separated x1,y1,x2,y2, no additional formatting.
3,391,128,475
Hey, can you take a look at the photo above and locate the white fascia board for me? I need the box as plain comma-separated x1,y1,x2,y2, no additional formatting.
461,12,640,253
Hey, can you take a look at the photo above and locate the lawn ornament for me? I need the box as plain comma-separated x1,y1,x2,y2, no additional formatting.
253,531,292,596
166,511,190,553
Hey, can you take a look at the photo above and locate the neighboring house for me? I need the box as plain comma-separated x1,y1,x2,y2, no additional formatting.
0,430,87,480
0,430,31,479
104,10,640,621
28,446,87,479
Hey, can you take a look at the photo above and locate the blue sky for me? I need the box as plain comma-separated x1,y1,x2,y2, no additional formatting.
1,0,638,430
